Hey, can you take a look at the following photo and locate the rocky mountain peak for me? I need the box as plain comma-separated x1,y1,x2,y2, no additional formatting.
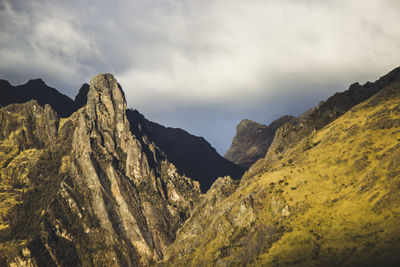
81,73,135,161
0,73,203,266
225,116,294,168
65,73,201,264
236,119,266,133
86,73,126,118
0,79,11,87
26,78,46,86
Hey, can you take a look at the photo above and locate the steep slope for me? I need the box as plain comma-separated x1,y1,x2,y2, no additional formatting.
164,78,400,266
262,66,400,166
126,109,244,192
73,83,90,110
0,79,76,117
226,67,400,174
0,74,201,266
225,116,294,168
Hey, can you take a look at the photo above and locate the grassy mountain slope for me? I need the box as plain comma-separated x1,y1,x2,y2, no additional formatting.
264,66,400,166
164,80,400,266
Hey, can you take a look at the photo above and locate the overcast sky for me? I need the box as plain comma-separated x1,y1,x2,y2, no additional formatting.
1,0,400,154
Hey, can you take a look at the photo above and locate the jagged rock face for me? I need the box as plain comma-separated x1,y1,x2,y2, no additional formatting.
164,176,241,264
126,109,244,192
0,74,200,266
225,116,294,168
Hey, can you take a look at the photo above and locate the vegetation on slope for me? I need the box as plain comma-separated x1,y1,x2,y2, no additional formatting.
165,81,400,266
0,102,109,266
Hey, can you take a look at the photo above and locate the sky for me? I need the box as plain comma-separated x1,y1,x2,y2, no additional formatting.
1,0,400,154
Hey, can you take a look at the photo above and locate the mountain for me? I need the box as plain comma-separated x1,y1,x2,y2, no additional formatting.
73,83,90,110
262,66,400,167
0,74,201,266
126,109,244,192
225,116,294,168
226,67,400,171
0,79,76,117
0,78,242,192
164,70,400,266
1,67,400,266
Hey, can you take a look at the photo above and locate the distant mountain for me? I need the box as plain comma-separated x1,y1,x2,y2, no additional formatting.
0,79,76,117
126,109,244,192
225,116,294,168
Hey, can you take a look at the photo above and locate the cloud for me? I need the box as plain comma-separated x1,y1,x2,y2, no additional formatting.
1,0,400,153
30,17,99,60
0,0,102,93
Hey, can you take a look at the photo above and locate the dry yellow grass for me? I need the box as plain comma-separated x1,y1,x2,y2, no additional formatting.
166,83,400,266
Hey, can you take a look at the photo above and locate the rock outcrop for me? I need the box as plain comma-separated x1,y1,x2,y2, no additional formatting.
126,109,244,192
0,74,201,266
225,116,294,168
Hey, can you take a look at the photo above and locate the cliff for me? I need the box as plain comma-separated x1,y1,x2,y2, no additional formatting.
225,116,294,168
0,74,200,266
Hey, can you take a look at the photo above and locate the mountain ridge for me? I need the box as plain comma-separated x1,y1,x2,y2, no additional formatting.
0,67,400,266
164,70,400,267
0,78,76,117
226,66,400,179
0,78,242,192
127,109,244,192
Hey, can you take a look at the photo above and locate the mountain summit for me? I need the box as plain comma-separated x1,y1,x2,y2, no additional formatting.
0,73,201,265
225,116,294,168
0,78,75,117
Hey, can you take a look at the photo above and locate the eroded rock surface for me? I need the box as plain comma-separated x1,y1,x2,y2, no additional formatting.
0,74,201,266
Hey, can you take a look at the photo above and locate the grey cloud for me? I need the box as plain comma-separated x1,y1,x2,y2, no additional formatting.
1,0,400,154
